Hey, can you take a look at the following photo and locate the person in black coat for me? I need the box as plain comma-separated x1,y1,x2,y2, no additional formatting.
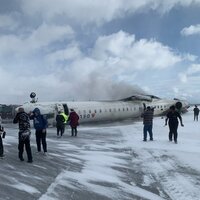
13,107,33,163
165,105,184,144
0,125,6,158
56,111,65,137
193,105,199,121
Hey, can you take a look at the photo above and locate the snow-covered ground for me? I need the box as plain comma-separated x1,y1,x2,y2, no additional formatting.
1,108,200,200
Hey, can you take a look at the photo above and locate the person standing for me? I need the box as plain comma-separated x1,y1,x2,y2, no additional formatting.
141,106,154,141
0,114,2,125
13,107,33,163
165,105,184,144
0,125,6,158
30,108,48,154
68,109,79,137
60,111,68,134
193,105,199,121
56,111,65,137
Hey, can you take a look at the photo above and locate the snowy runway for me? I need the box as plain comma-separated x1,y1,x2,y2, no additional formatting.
1,109,200,200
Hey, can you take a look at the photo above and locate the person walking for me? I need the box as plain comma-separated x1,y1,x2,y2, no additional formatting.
60,111,68,134
165,105,184,144
56,111,65,137
13,107,33,163
193,105,199,121
68,109,79,137
0,125,6,158
0,114,2,125
141,106,154,141
30,108,48,154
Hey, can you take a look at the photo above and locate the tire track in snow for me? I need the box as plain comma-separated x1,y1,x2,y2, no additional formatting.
135,149,200,200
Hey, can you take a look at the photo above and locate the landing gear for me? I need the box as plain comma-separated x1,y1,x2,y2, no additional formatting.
30,92,37,103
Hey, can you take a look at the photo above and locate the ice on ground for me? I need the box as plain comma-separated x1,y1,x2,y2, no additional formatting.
0,108,200,200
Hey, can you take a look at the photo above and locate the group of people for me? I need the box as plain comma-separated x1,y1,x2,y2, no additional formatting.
141,105,184,144
55,109,79,137
2,104,197,161
0,107,79,163
13,107,48,163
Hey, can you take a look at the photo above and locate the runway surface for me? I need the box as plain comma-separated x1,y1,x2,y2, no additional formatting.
0,109,200,200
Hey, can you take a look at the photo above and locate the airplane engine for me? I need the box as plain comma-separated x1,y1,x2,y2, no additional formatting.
175,101,182,110
30,92,36,99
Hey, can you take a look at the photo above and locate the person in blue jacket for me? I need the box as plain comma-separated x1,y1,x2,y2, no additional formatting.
30,108,48,154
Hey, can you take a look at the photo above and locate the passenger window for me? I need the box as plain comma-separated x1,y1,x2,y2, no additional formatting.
109,109,112,112
94,110,97,113
89,110,91,113
99,109,102,113
118,108,120,111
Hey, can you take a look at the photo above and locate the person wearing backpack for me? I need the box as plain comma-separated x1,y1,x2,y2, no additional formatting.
13,107,33,163
30,108,48,155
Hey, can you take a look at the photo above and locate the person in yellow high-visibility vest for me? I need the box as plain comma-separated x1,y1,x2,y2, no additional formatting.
60,112,68,134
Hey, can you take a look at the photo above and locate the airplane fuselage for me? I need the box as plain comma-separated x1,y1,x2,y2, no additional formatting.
21,101,141,123
20,96,189,125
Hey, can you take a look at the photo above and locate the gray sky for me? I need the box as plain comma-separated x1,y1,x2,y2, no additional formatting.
1,0,200,104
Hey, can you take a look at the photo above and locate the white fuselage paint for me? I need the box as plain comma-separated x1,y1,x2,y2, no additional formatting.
19,97,189,124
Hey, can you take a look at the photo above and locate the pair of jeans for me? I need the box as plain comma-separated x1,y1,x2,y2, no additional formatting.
35,130,47,152
194,115,198,121
169,123,178,142
71,127,77,136
56,125,65,137
18,138,32,161
143,124,153,141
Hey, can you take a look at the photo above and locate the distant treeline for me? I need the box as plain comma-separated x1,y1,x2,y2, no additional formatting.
0,104,19,120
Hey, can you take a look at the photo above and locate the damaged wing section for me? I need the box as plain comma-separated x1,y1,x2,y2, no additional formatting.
120,94,160,102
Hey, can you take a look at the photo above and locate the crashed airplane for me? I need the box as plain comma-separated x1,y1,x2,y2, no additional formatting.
16,93,189,124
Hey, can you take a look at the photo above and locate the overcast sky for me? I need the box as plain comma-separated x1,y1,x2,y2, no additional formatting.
1,0,200,104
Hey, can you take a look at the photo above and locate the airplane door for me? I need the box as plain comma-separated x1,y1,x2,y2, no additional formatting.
138,103,144,116
62,104,69,115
